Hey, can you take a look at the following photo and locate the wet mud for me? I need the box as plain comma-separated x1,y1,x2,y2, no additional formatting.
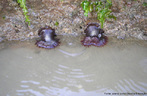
0,0,147,42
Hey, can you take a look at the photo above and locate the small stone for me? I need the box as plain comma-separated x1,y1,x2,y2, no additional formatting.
62,28,71,33
72,17,82,24
0,37,4,42
117,34,126,39
0,5,2,11
27,32,34,37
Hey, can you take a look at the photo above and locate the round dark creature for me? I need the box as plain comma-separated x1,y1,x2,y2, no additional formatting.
81,22,108,47
36,26,60,49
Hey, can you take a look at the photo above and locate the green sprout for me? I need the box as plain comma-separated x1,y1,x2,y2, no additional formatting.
95,0,116,28
55,21,59,26
17,0,30,25
142,2,147,7
81,0,116,28
81,0,93,17
2,16,6,20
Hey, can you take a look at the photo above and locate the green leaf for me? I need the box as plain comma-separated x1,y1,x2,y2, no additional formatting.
55,21,59,26
81,0,93,17
108,15,116,20
106,0,112,4
84,12,88,17
143,2,147,7
89,4,93,12
81,0,116,28
17,0,30,25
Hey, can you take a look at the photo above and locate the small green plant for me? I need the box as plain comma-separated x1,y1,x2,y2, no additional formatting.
81,0,93,17
2,16,6,20
143,2,147,7
81,0,116,28
95,0,116,28
17,0,30,25
55,21,59,26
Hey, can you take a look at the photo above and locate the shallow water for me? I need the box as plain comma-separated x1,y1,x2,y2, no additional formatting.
0,37,147,96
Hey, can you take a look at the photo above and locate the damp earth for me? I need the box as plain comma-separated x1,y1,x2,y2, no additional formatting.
0,0,147,41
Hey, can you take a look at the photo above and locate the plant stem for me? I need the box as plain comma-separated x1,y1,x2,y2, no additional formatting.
17,0,30,25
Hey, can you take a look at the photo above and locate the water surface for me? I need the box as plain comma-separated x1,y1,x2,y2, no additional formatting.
0,37,147,96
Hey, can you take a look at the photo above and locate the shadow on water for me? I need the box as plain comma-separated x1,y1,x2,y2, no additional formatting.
0,37,147,96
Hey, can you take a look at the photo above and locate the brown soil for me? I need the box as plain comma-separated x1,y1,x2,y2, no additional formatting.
0,0,147,42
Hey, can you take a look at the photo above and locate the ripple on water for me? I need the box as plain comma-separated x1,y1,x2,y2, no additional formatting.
0,38,147,96
58,35,86,57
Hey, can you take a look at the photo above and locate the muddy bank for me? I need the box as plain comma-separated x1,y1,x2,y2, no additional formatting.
0,0,147,42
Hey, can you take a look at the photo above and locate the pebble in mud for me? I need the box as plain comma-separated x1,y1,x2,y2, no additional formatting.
0,37,4,42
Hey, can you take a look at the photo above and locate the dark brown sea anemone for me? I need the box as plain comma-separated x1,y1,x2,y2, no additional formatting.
81,22,107,47
36,26,60,49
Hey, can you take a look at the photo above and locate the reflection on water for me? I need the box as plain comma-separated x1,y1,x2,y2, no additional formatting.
58,35,86,57
0,37,147,96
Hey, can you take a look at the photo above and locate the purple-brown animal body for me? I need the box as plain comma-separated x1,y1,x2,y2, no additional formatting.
81,22,107,47
36,26,60,49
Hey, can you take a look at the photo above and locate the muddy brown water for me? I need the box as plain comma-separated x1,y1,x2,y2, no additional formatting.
0,37,147,96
